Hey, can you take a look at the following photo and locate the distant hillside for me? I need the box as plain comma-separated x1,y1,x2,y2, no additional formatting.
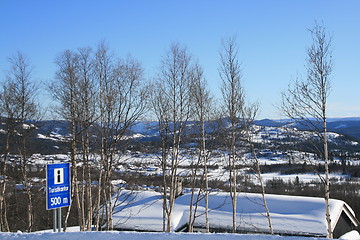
1,117,360,154
255,119,287,128
327,119,360,139
271,118,360,139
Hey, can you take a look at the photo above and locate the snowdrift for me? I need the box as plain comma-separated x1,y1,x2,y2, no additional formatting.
105,190,359,238
0,231,335,240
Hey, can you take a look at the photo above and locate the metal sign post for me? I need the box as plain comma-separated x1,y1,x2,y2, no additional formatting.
46,163,71,232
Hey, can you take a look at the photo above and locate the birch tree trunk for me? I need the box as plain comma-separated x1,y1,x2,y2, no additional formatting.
94,42,148,230
281,23,333,238
188,63,213,232
0,85,17,232
151,43,193,232
5,52,39,232
219,36,244,233
52,49,85,230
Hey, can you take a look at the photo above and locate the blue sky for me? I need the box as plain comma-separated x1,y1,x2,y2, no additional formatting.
1,1,360,119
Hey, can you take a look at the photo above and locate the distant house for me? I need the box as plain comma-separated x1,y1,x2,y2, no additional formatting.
105,190,359,239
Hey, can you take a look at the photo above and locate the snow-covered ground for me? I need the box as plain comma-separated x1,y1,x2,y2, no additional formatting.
2,122,360,239
259,172,350,184
1,231,360,240
16,123,360,187
22,148,360,188
0,231,337,240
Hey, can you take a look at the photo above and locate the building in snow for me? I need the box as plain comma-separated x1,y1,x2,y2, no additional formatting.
102,190,359,238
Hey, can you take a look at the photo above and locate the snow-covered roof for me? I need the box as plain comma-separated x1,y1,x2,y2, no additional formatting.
109,190,358,237
110,190,166,232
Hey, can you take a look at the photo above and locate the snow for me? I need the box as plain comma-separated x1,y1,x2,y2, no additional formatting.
22,123,31,129
0,231,335,240
37,133,60,141
108,190,355,237
121,133,146,140
334,124,348,129
340,230,360,239
107,190,165,231
258,172,350,184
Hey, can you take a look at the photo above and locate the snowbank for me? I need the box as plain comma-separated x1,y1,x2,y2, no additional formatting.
340,230,360,240
0,231,331,240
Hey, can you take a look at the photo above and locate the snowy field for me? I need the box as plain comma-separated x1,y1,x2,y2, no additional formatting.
27,151,360,186
0,231,335,240
259,172,351,184
23,123,360,187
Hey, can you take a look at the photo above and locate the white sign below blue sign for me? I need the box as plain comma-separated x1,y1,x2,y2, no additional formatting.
46,163,71,210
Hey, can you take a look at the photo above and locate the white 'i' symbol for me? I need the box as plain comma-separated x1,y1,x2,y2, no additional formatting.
54,168,64,184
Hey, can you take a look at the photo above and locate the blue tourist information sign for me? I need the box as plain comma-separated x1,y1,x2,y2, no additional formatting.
46,163,71,210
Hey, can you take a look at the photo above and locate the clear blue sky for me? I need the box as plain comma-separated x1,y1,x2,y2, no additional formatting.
1,0,360,119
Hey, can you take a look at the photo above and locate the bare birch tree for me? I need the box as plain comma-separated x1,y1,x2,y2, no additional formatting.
219,36,244,233
241,104,273,234
52,42,148,231
152,43,193,232
12,53,37,232
93,42,116,230
219,36,273,234
51,49,84,230
5,52,38,232
281,23,333,238
94,42,148,230
188,63,214,232
76,47,97,230
150,82,171,232
0,74,19,232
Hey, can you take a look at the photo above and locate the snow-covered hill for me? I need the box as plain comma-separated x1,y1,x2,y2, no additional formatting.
255,118,360,139
2,118,360,155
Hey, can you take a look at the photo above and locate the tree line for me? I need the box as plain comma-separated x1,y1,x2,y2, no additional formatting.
0,23,337,238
